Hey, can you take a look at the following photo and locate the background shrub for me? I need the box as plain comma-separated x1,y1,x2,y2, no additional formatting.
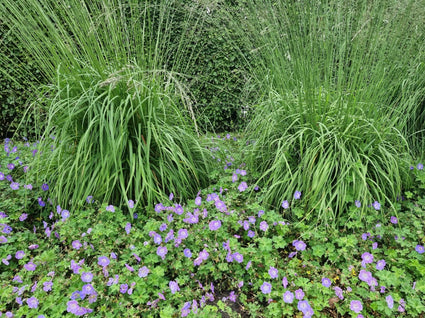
0,23,44,139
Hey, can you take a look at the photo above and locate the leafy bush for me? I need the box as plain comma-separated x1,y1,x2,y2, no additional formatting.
170,0,258,132
0,23,43,139
1,136,425,317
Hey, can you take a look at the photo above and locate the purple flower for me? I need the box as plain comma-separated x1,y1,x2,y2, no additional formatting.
125,264,135,272
215,200,227,212
2,224,12,234
247,230,255,238
390,216,398,224
386,295,394,309
243,220,250,230
81,272,93,283
98,256,110,267
88,292,98,304
175,204,184,215
169,193,174,201
295,289,304,300
15,250,25,259
361,252,374,264
282,276,288,288
41,183,49,191
183,248,192,258
105,205,115,212
1,235,8,244
27,296,39,309
169,281,180,294
246,260,252,270
294,191,302,199
288,251,297,258
260,282,272,294
415,245,424,254
43,281,53,292
157,246,168,260
61,210,70,220
177,228,188,240
238,182,248,192
195,196,202,206
376,259,386,270
153,233,162,244
372,242,378,250
372,201,381,210
67,300,79,313
24,261,37,271
358,270,373,284
164,230,174,243
233,252,243,263
10,182,19,190
199,249,209,261
322,277,331,287
120,284,128,294
350,300,363,313
2,254,11,265
72,240,82,250
297,300,311,314
283,290,294,303
128,200,134,208
417,163,424,170
82,284,95,295
354,200,361,208
155,203,165,213
209,220,222,231
125,222,131,235
281,200,289,209
293,240,306,251
19,213,28,222
269,266,278,279
138,266,149,278
159,223,167,232
259,221,269,231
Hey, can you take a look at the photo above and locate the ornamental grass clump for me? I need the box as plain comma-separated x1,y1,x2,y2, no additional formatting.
0,0,210,210
237,0,425,224
31,66,210,211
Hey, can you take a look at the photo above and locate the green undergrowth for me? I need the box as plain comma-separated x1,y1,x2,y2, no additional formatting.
1,135,424,317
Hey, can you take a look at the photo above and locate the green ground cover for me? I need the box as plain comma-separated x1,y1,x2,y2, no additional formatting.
0,135,425,317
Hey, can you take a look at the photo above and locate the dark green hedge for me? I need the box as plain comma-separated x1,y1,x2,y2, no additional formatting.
0,23,44,139
174,1,258,132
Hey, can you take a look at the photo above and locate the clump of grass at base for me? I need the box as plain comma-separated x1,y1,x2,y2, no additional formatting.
0,0,210,211
33,66,210,211
235,0,425,225
246,90,410,226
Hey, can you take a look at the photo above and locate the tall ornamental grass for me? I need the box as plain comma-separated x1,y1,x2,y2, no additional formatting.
0,0,210,211
237,0,425,224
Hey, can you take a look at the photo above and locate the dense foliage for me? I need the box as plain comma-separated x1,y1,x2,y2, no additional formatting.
1,135,424,317
239,0,425,221
0,23,43,139
1,0,425,316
